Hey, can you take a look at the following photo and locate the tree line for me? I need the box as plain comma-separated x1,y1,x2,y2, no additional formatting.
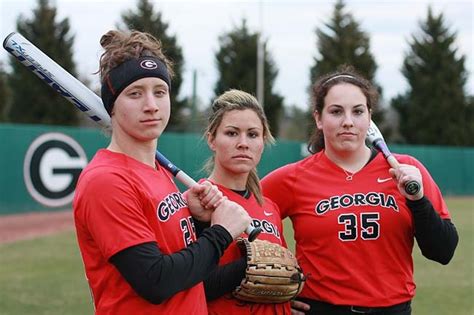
0,0,472,146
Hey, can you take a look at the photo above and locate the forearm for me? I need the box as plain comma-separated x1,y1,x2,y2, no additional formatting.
110,225,232,304
194,218,211,236
407,197,459,264
204,257,247,301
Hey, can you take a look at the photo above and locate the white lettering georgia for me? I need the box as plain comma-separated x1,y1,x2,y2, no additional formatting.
156,192,188,222
315,193,399,215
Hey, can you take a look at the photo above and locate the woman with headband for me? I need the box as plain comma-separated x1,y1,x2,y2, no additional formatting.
261,65,458,314
73,30,251,314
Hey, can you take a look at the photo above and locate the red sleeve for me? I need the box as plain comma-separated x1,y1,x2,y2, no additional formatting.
261,163,297,219
76,171,156,259
396,154,451,219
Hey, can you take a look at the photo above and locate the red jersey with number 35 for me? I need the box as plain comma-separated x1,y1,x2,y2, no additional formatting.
206,183,291,315
261,151,450,307
74,149,206,314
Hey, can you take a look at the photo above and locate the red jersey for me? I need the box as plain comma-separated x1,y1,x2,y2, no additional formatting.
206,183,291,315
261,151,450,307
73,149,207,314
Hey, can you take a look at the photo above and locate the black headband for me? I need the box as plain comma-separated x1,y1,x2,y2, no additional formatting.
101,56,171,115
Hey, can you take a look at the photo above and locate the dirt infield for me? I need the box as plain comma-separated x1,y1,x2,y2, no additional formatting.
0,210,75,244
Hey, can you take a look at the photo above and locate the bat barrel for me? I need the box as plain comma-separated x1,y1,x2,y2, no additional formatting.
3,32,111,128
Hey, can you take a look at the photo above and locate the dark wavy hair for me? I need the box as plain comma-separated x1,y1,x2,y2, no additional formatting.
307,65,378,154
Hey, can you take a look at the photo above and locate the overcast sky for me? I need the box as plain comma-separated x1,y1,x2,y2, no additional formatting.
1,0,472,110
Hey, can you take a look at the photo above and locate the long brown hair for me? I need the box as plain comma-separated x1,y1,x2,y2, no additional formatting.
308,65,378,154
204,89,274,205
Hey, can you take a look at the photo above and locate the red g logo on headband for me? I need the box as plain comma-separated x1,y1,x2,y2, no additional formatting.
140,60,158,70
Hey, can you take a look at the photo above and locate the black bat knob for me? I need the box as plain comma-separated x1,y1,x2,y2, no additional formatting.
405,180,421,195
247,227,262,242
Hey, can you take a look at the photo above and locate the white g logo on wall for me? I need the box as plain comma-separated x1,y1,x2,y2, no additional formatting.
23,133,88,207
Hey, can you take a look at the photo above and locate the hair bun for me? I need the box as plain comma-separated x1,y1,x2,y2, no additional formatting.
100,30,120,49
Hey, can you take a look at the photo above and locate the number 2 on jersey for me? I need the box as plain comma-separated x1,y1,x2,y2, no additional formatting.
180,216,196,246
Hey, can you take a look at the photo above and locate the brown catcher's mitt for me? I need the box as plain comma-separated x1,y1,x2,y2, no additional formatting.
233,238,305,303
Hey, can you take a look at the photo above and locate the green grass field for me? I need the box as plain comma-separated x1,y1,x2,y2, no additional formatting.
0,197,472,314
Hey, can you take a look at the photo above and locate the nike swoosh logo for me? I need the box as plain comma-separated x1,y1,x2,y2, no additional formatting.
263,211,273,216
377,177,392,183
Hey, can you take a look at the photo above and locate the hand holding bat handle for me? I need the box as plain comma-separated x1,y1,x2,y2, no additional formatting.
384,154,421,196
155,153,262,242
366,121,421,196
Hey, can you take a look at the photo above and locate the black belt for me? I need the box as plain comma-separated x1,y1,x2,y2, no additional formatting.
297,298,411,314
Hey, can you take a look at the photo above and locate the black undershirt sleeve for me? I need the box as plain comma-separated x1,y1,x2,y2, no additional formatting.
201,187,252,300
407,197,459,265
204,257,247,301
189,219,248,300
193,218,211,236
109,224,232,304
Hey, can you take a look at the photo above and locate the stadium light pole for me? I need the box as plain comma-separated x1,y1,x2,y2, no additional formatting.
256,0,264,106
191,69,198,132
